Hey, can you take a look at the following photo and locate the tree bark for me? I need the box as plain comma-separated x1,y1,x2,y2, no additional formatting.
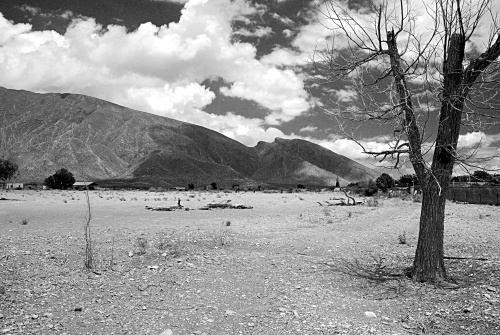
412,182,447,281
412,33,465,282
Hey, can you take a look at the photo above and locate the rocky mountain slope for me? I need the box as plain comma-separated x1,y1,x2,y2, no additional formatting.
0,87,378,187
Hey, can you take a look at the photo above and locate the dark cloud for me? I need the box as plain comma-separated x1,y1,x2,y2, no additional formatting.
0,0,183,33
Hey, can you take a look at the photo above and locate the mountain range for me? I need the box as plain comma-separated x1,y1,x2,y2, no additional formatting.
0,87,379,188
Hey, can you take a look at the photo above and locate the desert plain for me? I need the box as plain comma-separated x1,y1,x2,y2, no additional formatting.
1,189,499,335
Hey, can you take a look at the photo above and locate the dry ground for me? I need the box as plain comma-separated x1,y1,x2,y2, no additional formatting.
1,189,499,335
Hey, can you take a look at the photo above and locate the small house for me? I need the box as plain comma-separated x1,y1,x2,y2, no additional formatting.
3,182,24,190
72,181,98,190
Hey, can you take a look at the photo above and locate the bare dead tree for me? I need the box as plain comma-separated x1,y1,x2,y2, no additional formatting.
312,0,500,282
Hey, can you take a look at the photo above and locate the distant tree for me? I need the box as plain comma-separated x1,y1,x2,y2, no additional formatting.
335,176,340,188
210,182,218,190
187,182,194,190
363,180,378,196
44,168,75,189
0,158,18,187
398,174,419,187
451,175,469,183
347,180,378,196
376,173,395,192
472,170,492,182
297,184,305,189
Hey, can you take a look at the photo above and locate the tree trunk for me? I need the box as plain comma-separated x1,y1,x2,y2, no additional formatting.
412,33,465,282
412,182,447,281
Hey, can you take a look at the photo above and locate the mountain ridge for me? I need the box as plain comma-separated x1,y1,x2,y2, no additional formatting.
0,86,379,187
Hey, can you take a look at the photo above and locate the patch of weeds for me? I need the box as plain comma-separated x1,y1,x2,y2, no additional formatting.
398,231,407,244
327,255,405,283
347,211,352,218
63,199,67,203
213,221,233,247
134,237,148,255
20,218,28,225
155,231,185,258
298,196,304,200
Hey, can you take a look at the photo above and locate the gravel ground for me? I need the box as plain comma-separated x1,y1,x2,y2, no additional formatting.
1,190,499,334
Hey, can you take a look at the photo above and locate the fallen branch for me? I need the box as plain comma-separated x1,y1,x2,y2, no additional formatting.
444,256,489,261
342,190,356,205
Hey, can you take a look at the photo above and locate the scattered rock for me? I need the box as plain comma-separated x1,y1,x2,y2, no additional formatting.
486,286,497,293
225,310,237,316
365,311,377,318
74,307,82,312
159,329,173,335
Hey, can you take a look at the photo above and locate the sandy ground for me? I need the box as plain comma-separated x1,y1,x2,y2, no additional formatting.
1,189,499,335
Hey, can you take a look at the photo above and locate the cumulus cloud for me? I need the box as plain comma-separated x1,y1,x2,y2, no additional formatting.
0,0,311,147
458,131,500,148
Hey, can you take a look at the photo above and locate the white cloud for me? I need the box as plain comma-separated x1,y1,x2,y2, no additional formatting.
333,88,357,102
299,125,318,132
220,67,311,124
15,5,41,16
260,48,305,66
0,0,311,147
282,29,293,38
271,13,294,26
457,131,500,148
234,26,272,37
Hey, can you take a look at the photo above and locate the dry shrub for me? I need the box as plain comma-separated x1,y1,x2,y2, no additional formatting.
398,231,407,244
327,255,405,283
155,231,186,258
213,221,233,246
134,237,148,255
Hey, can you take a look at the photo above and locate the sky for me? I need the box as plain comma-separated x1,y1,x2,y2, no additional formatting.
1,0,500,176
